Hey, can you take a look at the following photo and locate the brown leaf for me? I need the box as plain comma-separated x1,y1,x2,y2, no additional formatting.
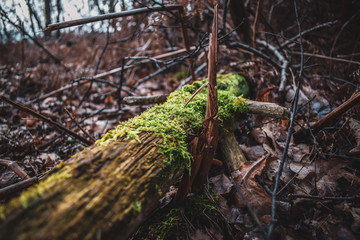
291,158,360,197
317,163,360,196
209,174,232,196
239,144,265,161
289,162,315,180
233,157,277,215
255,87,278,102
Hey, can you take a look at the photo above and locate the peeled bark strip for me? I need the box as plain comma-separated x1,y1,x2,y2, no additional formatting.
0,73,249,240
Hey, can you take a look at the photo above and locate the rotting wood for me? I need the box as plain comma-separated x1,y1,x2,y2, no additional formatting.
219,126,247,173
0,73,290,239
123,94,169,106
245,100,290,119
0,73,250,240
312,92,360,132
0,133,182,240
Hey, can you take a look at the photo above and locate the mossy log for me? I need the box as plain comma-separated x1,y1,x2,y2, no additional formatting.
0,74,249,240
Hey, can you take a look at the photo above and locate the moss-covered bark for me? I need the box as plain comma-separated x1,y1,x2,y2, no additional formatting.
0,73,249,240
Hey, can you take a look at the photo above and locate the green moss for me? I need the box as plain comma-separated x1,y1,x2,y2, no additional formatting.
149,191,219,239
192,191,218,213
151,208,182,240
170,69,189,82
0,206,4,220
234,95,250,113
133,201,142,213
0,165,73,219
96,73,249,171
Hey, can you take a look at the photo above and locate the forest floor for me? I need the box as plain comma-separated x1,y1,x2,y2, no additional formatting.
1,1,360,239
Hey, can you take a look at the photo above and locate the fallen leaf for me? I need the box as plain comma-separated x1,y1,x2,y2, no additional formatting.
239,144,265,161
233,157,277,215
209,174,232,196
289,162,315,180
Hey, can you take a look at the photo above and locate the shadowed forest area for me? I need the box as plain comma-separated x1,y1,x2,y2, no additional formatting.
1,0,360,239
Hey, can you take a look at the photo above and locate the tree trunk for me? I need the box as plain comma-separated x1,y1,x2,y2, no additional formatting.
0,74,250,240
55,0,62,38
229,0,251,44
44,0,51,38
0,132,182,240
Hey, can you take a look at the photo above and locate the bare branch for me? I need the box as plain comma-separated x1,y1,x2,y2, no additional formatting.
257,40,289,91
44,4,184,32
0,95,93,146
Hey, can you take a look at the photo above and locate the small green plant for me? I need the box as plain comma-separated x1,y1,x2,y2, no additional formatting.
150,208,183,240
170,69,189,82
133,201,142,213
149,191,219,239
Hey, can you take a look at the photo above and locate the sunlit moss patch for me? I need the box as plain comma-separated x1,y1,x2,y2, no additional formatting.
96,73,249,170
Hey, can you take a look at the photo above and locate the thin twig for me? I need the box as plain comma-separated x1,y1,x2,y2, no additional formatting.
94,25,110,75
0,6,62,65
291,51,360,66
228,42,281,70
229,176,262,227
280,20,338,48
44,4,184,31
79,24,111,108
25,81,85,105
0,95,93,146
26,77,131,105
312,92,360,132
0,177,38,200
288,194,358,201
93,47,195,79
64,108,96,143
329,10,360,77
268,1,305,238
257,40,289,92
183,82,208,107
268,0,284,24
277,151,314,195
133,61,180,89
118,57,126,109
38,107,106,150
304,73,359,89
252,0,261,74
0,159,30,180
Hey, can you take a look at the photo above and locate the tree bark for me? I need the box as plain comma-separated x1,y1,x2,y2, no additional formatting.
229,0,251,44
44,0,51,38
0,74,271,240
0,132,183,240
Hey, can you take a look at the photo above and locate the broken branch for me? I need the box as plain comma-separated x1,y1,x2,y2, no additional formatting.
0,95,93,146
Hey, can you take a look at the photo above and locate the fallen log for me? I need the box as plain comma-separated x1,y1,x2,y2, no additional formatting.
0,73,251,240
